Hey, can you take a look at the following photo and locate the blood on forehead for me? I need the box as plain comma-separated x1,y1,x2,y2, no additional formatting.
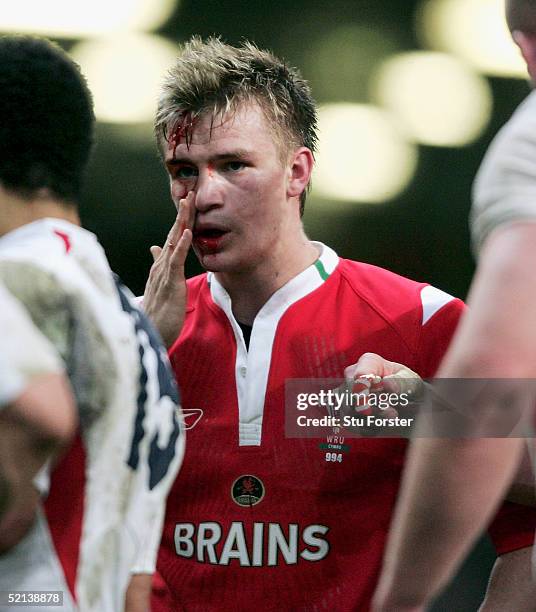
167,113,198,156
167,107,247,155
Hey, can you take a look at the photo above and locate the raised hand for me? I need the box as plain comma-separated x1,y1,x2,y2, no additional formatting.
143,192,195,349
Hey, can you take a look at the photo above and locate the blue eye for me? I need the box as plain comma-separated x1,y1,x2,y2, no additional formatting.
225,161,245,172
176,166,198,179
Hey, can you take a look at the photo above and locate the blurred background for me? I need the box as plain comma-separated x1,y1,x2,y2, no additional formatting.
1,0,531,609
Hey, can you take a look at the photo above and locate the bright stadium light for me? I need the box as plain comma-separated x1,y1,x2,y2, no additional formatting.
0,0,177,38
313,104,417,204
416,0,526,78
70,34,179,124
372,51,492,147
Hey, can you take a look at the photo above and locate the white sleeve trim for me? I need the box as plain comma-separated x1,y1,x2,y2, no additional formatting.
421,285,455,325
129,503,166,574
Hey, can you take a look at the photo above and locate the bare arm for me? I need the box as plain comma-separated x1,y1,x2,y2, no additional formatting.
372,437,524,612
479,547,536,612
124,574,152,612
0,372,76,552
373,223,536,611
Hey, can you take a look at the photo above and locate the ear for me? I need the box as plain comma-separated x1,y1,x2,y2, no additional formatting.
286,147,314,200
512,30,536,82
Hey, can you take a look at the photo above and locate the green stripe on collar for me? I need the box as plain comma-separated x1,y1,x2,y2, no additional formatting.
314,259,330,281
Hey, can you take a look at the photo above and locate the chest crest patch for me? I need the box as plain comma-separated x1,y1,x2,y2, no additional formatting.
231,475,265,507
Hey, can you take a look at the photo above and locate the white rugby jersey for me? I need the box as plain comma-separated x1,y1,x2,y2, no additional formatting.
0,283,63,407
472,89,536,253
0,218,185,612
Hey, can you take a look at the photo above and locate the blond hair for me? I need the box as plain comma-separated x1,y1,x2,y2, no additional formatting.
155,36,318,214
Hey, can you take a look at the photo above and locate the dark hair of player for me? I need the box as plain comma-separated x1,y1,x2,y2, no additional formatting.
0,35,94,204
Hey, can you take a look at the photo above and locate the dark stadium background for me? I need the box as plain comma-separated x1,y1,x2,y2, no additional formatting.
68,1,530,609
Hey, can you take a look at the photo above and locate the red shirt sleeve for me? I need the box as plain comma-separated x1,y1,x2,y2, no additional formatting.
416,296,465,377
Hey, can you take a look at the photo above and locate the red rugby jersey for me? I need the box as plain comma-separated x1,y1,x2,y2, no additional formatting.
156,244,536,612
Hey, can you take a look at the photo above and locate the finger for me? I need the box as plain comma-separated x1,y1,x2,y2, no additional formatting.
177,191,196,233
512,31,536,80
186,190,196,229
344,353,393,382
169,228,193,271
165,214,182,250
382,371,423,396
346,375,380,401
150,245,163,261
344,353,384,381
344,353,413,386
512,30,532,61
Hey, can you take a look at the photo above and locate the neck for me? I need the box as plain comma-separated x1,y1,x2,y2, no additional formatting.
216,236,320,325
0,188,80,237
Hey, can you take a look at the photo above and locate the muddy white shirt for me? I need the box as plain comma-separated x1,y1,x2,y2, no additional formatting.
0,283,63,407
0,219,184,612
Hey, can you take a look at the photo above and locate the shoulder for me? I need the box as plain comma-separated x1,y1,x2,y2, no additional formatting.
0,220,118,314
0,259,71,319
185,273,209,310
335,259,464,370
0,223,81,300
0,284,63,407
336,258,461,323
185,273,209,291
471,91,536,252
0,228,117,365
0,282,63,353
